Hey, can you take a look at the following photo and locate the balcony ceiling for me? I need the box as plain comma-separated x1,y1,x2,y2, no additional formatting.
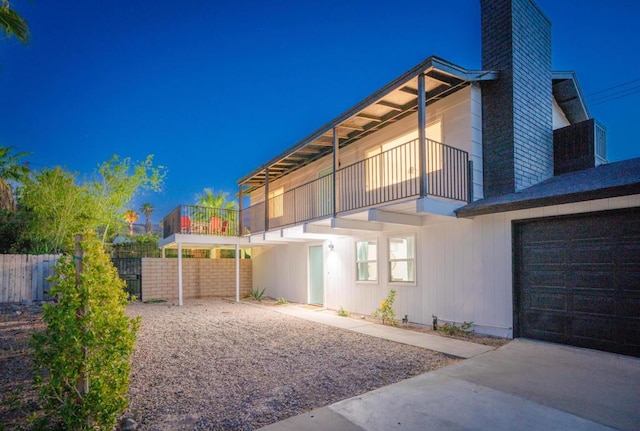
239,56,497,193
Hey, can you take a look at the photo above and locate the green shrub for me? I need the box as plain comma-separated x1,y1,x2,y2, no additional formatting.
31,233,139,430
251,287,266,301
438,321,474,336
275,297,287,305
372,290,397,325
337,306,350,317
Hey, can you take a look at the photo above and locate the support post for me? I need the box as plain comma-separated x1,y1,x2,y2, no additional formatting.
467,159,474,203
235,244,240,303
332,127,339,217
177,243,183,306
264,168,270,232
238,185,243,236
418,73,427,197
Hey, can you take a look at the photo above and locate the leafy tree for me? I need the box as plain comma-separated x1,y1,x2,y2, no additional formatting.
0,145,30,211
86,154,166,244
19,167,93,254
13,154,166,253
124,209,139,235
139,202,154,233
32,233,139,430
195,188,238,229
0,206,32,252
196,188,237,210
0,0,30,44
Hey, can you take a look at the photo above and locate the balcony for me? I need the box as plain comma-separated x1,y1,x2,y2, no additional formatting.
242,138,470,235
162,138,470,239
162,205,241,238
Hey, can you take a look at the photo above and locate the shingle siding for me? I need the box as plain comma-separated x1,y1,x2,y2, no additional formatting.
481,0,553,197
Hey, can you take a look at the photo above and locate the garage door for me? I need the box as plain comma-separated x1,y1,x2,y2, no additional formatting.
514,208,640,357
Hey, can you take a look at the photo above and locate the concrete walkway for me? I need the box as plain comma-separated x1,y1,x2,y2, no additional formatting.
260,303,494,359
253,303,640,431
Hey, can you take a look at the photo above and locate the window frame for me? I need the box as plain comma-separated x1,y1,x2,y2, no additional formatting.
388,235,416,284
355,240,378,283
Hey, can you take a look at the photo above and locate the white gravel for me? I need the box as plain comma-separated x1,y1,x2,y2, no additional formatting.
124,299,457,430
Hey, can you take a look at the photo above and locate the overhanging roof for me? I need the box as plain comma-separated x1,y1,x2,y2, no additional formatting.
552,70,589,123
238,56,497,193
455,157,640,217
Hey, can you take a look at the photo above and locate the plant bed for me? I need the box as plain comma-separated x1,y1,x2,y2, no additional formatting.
343,311,510,348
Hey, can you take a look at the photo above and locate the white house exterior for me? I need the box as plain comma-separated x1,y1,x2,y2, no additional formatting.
160,0,640,357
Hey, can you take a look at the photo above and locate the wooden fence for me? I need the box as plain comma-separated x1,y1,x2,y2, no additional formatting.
0,254,61,303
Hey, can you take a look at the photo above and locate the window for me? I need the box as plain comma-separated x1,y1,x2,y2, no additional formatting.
388,236,415,282
268,187,284,218
356,241,377,281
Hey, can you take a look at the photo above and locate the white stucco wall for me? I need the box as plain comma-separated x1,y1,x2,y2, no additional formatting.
251,194,640,338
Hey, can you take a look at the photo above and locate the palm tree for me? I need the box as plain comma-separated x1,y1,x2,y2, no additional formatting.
0,1,30,44
140,202,154,233
124,209,139,235
195,188,238,231
0,146,30,211
196,188,238,211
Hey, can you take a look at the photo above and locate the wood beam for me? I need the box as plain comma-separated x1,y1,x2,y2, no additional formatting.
376,100,404,111
355,112,383,122
399,86,418,95
337,123,365,131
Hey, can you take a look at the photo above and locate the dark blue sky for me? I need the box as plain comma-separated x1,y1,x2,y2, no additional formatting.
2,0,639,223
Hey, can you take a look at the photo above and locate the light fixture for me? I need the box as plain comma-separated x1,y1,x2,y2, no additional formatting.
328,241,334,251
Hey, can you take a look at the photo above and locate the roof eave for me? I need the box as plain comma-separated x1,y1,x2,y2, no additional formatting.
238,57,497,187
552,70,590,122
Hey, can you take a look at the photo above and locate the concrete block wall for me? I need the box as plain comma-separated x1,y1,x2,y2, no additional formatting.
141,258,252,301
481,0,553,197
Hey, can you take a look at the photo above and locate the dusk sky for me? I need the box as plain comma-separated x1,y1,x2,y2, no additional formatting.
1,0,639,224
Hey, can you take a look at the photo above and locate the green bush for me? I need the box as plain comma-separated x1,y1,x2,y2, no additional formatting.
251,287,266,301
372,290,397,325
438,321,474,336
31,233,139,430
337,306,350,317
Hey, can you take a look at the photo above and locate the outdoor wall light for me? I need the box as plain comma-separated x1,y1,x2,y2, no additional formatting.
328,241,334,251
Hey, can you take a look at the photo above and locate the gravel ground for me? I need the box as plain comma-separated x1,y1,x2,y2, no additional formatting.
124,300,457,431
0,304,44,431
1,300,458,431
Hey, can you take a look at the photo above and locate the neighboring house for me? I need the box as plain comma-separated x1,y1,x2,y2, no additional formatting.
160,0,640,357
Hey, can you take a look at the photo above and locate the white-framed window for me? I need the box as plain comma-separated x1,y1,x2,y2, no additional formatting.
356,240,377,282
268,187,284,218
388,235,415,283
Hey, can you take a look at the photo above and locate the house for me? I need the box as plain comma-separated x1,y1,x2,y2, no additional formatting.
159,0,640,357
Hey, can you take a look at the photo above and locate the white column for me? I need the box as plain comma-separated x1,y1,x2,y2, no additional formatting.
418,73,427,197
235,244,240,303
178,243,183,306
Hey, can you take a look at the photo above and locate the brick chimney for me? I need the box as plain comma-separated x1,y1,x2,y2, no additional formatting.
480,0,553,197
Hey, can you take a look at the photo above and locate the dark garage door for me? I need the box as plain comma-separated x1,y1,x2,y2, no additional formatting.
514,208,640,357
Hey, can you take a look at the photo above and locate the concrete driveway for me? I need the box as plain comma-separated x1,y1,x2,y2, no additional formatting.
259,339,640,431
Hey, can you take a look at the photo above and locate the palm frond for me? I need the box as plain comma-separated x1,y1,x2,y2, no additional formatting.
0,4,30,44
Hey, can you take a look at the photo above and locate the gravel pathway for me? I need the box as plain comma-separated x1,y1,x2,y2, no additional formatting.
125,299,457,431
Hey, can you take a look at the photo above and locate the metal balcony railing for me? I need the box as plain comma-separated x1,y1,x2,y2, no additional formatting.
162,205,240,238
163,139,470,238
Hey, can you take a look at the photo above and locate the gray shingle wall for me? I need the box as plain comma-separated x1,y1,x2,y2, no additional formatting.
480,0,553,197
